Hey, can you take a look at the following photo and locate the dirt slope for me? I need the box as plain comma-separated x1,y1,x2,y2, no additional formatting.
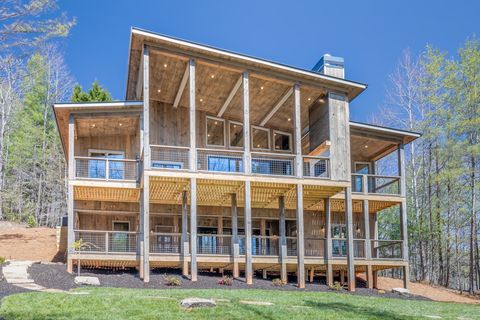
0,221,61,262
377,276,479,304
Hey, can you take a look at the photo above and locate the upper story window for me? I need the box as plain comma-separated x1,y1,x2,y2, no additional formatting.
251,126,270,150
273,130,292,152
206,116,225,147
229,121,243,148
87,150,125,179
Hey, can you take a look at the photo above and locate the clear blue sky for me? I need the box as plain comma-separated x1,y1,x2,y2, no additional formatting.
58,0,479,122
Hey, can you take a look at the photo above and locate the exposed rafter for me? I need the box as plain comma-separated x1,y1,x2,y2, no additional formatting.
173,63,190,108
217,74,243,117
259,87,293,127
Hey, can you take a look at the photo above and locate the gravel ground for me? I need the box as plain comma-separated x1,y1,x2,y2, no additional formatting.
0,264,29,300
28,263,429,301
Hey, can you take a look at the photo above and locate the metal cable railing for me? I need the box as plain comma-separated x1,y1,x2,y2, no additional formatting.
197,234,232,255
74,230,137,254
197,148,244,173
150,233,182,254
302,156,330,178
251,152,295,177
74,157,138,181
150,145,189,170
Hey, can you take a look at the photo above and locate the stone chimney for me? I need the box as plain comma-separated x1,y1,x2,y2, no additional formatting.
312,54,344,78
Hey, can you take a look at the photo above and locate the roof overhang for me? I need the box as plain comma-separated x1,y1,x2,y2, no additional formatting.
126,27,367,101
52,101,143,160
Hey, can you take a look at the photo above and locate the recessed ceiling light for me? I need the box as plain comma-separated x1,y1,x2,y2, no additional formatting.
200,98,203,102
257,144,260,148
157,89,161,93
91,124,96,128
207,134,210,137
287,118,291,122
308,97,311,101
119,123,123,127
260,86,264,90
210,74,215,79
163,63,168,68
214,121,218,125
364,145,368,149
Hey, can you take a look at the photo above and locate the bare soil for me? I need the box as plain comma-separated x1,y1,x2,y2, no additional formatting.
376,276,479,304
0,221,62,262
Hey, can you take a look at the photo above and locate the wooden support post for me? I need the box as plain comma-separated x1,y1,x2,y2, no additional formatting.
309,268,314,283
345,187,355,291
260,218,267,279
324,198,332,285
340,270,345,285
366,265,373,289
279,196,287,284
403,265,410,289
398,143,409,262
245,180,253,284
67,114,75,273
190,178,197,282
231,193,239,278
142,176,150,282
189,58,197,172
181,191,189,276
363,200,371,259
372,270,378,289
242,71,251,175
139,241,144,279
296,184,305,289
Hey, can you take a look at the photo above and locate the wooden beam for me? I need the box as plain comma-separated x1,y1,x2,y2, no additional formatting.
307,140,331,157
243,71,251,175
345,187,355,291
279,196,287,284
217,74,242,117
135,51,144,100
143,45,151,170
189,59,197,171
363,200,371,259
259,87,293,127
296,184,305,288
181,190,189,276
293,84,302,179
231,193,239,278
173,63,189,108
245,180,253,284
190,177,198,281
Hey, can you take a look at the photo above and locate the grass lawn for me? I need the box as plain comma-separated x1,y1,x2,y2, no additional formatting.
0,288,478,320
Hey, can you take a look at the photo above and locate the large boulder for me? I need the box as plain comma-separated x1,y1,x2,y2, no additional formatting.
392,287,410,295
74,276,100,286
181,298,216,309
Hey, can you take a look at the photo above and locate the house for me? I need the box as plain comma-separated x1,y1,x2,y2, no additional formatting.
53,27,420,291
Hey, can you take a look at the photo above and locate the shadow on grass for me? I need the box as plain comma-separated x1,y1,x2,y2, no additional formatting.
304,300,417,320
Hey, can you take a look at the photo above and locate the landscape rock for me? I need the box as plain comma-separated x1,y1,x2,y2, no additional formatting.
392,287,410,295
74,276,100,286
181,298,217,309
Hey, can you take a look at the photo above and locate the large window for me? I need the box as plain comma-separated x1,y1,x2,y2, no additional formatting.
229,121,243,148
88,150,124,179
273,130,292,152
206,116,225,147
251,126,270,150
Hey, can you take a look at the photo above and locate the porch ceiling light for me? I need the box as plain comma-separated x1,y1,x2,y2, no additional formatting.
260,86,264,90
364,145,368,149
163,63,168,68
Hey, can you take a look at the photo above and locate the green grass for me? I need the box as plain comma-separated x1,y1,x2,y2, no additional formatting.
0,288,478,320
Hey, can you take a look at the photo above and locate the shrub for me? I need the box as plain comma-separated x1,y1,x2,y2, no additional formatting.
163,275,181,286
0,256,6,265
329,281,343,291
27,215,36,228
272,278,285,286
218,276,233,286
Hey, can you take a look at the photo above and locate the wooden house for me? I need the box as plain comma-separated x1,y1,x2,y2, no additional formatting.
53,28,420,291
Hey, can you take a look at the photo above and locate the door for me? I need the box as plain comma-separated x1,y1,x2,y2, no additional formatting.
111,221,130,252
353,162,372,192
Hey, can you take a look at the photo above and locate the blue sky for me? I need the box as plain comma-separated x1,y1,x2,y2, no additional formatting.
58,0,479,122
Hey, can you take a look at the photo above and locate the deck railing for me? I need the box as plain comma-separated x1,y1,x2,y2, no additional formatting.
150,145,190,170
150,233,182,254
372,240,403,259
251,236,279,256
304,238,325,257
197,148,244,173
302,156,330,179
74,157,138,181
251,152,296,177
73,230,137,254
352,174,401,195
197,234,232,255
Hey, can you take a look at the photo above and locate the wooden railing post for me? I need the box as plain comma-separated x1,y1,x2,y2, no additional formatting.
105,232,109,254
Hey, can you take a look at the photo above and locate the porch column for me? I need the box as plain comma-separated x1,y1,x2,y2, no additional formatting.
279,196,287,284
366,265,374,289
260,219,267,279
181,190,189,276
398,143,409,289
296,184,305,288
324,198,333,286
142,44,151,283
231,193,239,278
67,114,75,273
345,186,355,291
189,58,197,172
363,200,372,288
245,181,253,284
190,178,198,281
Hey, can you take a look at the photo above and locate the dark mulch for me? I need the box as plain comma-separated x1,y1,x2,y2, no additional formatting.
0,264,29,300
27,263,429,301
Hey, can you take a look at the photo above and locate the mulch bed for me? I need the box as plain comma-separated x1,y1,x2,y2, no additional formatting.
27,263,429,301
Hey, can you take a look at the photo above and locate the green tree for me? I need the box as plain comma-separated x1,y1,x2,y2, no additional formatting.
71,81,112,102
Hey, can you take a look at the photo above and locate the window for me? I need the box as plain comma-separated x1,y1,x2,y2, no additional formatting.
88,150,124,179
207,155,243,173
229,121,243,148
206,116,225,147
152,161,183,169
251,126,270,150
353,162,372,192
273,130,292,152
